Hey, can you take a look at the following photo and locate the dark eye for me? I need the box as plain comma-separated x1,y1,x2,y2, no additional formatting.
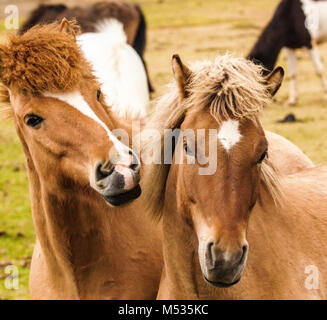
183,141,194,156
97,89,101,101
24,114,44,128
257,150,268,164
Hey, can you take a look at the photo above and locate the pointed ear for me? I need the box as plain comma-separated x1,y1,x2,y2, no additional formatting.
172,54,192,101
264,66,284,97
59,18,80,40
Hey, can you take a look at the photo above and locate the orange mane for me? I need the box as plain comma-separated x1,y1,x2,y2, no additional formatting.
0,21,93,96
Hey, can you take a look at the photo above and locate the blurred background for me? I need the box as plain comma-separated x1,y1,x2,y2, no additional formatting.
0,0,326,299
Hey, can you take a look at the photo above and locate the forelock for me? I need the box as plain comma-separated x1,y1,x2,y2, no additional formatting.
0,21,93,95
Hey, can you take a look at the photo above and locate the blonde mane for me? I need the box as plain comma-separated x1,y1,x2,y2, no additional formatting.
0,21,94,120
142,55,283,220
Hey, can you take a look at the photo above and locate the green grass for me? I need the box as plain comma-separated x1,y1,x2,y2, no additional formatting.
1,0,327,299
0,120,33,300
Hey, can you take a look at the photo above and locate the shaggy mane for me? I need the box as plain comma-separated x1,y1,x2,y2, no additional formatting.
0,21,93,98
142,55,283,221
186,56,270,122
0,82,11,119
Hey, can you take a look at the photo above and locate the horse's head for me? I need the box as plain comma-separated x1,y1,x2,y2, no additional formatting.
172,55,284,287
145,54,283,288
0,20,141,206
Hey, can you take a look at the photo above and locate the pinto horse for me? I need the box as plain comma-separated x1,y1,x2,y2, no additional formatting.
142,55,327,299
248,0,327,105
19,0,154,93
77,18,149,119
0,21,162,299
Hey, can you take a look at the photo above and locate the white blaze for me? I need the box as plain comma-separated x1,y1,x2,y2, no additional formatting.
217,120,242,152
44,91,127,153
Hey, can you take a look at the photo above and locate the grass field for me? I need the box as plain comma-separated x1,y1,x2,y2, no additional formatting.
0,0,327,299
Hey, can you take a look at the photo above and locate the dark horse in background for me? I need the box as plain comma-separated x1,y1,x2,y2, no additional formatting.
19,0,154,93
248,0,327,105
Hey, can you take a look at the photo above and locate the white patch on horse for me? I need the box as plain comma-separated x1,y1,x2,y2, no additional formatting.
43,91,126,153
77,18,149,119
217,120,242,152
301,0,327,40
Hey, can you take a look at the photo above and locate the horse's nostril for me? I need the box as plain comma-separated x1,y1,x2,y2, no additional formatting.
206,241,214,263
241,245,248,262
130,162,140,171
95,162,114,183
129,151,140,172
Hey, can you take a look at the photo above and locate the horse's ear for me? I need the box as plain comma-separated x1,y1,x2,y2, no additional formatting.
172,54,192,101
264,66,284,97
59,18,80,40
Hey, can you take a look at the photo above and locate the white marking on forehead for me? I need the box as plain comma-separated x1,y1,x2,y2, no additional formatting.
217,120,242,152
43,91,126,153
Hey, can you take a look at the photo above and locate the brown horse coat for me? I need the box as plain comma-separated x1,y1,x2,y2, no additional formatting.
143,55,325,300
0,21,162,299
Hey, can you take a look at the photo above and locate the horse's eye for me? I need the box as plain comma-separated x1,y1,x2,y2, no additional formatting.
183,141,194,156
97,89,101,101
257,150,268,164
24,114,44,128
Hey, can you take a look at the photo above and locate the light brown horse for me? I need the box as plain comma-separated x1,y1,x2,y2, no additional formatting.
0,21,162,299
143,55,327,299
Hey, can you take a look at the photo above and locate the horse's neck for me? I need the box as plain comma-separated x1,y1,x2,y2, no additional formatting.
158,166,201,299
28,167,113,275
22,143,128,299
27,166,149,299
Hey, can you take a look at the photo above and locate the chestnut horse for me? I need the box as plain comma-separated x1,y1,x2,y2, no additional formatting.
0,21,162,299
143,55,327,299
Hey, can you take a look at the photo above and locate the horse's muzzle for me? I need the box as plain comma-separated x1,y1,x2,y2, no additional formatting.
200,242,248,288
93,150,141,206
